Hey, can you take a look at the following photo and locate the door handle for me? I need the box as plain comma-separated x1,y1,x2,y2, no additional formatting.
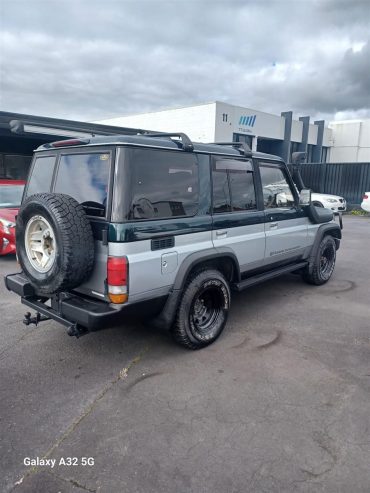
269,222,278,229
216,230,228,237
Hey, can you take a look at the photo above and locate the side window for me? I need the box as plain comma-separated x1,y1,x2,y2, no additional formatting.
212,168,231,213
212,159,256,213
128,149,198,220
25,155,55,198
54,152,110,217
259,165,296,209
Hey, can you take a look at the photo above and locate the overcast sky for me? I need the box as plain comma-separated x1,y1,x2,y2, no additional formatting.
1,0,369,123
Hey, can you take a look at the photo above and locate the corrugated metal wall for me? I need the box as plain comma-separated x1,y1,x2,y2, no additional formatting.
299,162,370,207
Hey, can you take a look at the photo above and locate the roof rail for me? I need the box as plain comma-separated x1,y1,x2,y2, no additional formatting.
210,142,252,158
142,132,194,152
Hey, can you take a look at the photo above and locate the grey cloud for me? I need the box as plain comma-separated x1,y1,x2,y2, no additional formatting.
0,0,369,122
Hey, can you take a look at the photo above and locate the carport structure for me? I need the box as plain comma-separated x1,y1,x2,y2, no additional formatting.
0,111,145,179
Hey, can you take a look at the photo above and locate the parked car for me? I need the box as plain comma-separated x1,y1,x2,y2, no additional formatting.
268,181,346,214
311,192,347,213
0,179,25,255
361,193,370,212
4,135,341,349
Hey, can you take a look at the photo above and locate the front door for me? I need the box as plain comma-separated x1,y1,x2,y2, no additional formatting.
258,162,309,266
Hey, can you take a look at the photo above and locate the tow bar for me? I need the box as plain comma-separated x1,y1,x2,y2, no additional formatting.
23,311,50,326
23,310,88,338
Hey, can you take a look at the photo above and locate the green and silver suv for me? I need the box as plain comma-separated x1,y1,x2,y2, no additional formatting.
4,133,341,349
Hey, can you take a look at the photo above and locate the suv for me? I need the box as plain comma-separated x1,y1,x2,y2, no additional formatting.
4,133,341,349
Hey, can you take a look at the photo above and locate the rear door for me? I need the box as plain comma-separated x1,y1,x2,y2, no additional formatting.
258,161,309,266
211,156,265,273
51,148,113,299
108,147,213,304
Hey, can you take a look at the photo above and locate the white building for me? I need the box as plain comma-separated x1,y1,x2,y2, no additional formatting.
329,119,370,162
96,101,333,163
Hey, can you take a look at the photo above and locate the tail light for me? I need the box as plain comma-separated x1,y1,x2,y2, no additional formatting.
364,194,369,200
107,256,128,304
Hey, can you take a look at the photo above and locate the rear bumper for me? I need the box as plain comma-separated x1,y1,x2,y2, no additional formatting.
4,272,166,332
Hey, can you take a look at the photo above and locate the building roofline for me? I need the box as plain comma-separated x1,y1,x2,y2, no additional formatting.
95,101,218,122
0,110,148,138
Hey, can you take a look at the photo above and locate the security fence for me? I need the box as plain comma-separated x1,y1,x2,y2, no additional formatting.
299,162,370,207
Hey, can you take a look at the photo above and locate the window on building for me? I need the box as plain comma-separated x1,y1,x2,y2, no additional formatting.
127,149,199,220
212,159,256,213
259,164,295,209
222,113,228,122
0,154,32,180
54,152,111,217
289,142,300,163
233,133,253,148
321,147,328,163
307,145,313,163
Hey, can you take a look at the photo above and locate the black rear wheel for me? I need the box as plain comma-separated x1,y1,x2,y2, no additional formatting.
172,269,230,350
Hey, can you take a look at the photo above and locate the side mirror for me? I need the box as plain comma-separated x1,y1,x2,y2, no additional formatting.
299,188,312,206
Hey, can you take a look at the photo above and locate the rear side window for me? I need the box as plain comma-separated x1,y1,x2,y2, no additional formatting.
128,149,198,220
25,155,55,198
212,159,256,213
54,152,110,217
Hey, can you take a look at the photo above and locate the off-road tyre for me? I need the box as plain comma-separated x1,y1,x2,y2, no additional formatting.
172,269,230,350
16,193,94,294
303,235,336,286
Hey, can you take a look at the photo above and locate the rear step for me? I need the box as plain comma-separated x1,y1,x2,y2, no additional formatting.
232,261,308,292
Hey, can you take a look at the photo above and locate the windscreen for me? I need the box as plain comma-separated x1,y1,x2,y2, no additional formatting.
0,185,25,208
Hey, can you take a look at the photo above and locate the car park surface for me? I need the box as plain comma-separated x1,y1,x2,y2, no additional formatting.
1,216,370,492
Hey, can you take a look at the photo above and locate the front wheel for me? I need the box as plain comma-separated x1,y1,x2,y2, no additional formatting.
303,235,337,285
172,269,231,349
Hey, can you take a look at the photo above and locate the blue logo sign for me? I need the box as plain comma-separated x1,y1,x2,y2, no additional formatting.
239,115,256,127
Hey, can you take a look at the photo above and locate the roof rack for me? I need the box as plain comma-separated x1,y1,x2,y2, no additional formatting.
210,142,253,158
142,132,194,152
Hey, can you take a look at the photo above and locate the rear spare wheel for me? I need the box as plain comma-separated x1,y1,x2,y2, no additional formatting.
16,193,94,294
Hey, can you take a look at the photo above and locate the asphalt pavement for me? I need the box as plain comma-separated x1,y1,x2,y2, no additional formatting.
1,216,370,493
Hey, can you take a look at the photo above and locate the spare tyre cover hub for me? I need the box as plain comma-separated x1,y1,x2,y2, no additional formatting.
25,215,57,273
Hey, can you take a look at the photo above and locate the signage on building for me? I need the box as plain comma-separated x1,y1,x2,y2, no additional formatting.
238,115,256,127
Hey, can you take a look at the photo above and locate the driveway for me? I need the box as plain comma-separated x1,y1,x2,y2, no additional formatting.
1,216,370,492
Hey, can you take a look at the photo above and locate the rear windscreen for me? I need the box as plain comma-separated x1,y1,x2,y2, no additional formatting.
54,152,110,217
25,155,55,198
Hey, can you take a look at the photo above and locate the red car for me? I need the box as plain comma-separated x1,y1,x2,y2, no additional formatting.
0,179,26,255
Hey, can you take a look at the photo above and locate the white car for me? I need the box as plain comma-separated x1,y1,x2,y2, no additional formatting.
311,192,347,213
361,192,370,212
270,183,347,213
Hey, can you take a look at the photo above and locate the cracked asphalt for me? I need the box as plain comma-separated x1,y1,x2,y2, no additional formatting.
1,216,370,492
